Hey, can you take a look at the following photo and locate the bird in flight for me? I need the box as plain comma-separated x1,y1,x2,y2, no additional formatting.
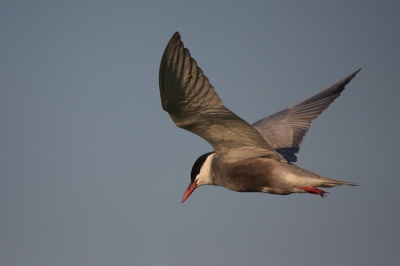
159,32,359,203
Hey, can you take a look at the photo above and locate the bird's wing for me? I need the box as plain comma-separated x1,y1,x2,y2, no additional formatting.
159,32,286,162
252,69,361,162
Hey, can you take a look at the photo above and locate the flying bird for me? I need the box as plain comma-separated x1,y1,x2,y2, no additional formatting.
159,32,359,203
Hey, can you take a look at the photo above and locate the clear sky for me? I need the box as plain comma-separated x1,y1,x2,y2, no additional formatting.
1,1,399,265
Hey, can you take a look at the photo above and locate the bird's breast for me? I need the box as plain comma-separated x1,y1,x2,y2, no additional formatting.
215,158,279,192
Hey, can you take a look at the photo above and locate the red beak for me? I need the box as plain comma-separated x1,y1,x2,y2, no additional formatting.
182,180,197,203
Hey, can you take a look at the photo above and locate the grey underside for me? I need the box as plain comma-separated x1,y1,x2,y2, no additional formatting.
211,156,357,194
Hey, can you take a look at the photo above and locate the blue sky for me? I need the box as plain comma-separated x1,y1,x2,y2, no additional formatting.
1,1,399,265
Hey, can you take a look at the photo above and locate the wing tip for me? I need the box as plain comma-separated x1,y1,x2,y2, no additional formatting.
350,68,362,78
168,32,182,47
337,68,361,91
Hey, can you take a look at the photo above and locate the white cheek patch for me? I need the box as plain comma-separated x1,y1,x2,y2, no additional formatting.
195,153,215,186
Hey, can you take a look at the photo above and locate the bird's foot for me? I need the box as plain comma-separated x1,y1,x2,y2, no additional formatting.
300,187,328,198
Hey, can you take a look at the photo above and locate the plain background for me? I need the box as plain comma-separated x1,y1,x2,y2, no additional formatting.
1,1,399,265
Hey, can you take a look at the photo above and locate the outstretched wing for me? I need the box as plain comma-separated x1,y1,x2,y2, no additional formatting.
159,32,286,162
252,69,361,162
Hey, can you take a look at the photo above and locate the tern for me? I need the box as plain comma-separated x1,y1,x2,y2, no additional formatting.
159,32,359,203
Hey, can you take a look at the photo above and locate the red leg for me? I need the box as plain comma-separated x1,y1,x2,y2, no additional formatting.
300,187,328,198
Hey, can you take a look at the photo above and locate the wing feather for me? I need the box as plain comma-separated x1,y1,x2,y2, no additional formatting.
159,32,286,162
253,69,361,162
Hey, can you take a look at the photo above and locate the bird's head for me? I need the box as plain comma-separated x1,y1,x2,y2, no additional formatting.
182,152,215,203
